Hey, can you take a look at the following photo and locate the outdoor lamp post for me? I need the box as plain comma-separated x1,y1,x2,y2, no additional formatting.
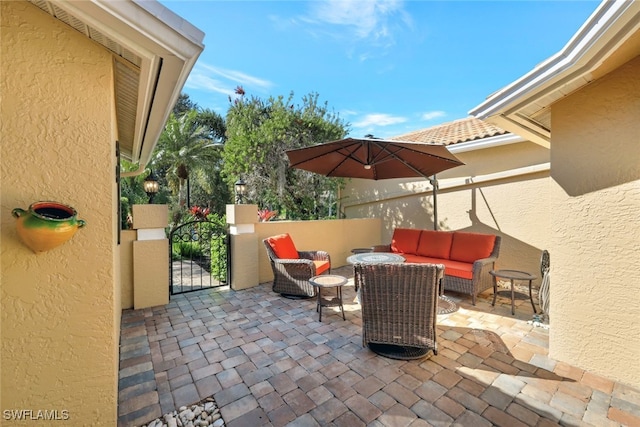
234,178,246,204
143,170,160,203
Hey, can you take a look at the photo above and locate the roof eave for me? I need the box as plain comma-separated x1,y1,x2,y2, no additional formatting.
469,0,640,145
44,0,205,165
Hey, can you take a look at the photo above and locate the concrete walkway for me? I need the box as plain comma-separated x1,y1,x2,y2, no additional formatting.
118,266,640,426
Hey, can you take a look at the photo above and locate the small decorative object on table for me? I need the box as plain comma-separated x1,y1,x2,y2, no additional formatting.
12,201,86,253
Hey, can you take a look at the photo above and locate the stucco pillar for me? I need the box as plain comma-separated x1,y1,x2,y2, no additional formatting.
132,204,169,309
226,204,259,290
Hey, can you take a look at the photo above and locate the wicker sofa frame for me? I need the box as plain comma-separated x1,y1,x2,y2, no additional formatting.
355,262,444,359
373,233,501,305
262,238,331,298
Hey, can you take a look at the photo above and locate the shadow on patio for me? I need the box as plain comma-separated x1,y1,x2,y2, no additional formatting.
118,266,640,427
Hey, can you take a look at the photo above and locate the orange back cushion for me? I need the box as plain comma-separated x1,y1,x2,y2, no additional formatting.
390,228,422,254
449,232,496,263
267,233,299,259
416,230,454,259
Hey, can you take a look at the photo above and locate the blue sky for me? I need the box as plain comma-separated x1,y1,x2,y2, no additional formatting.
160,0,599,139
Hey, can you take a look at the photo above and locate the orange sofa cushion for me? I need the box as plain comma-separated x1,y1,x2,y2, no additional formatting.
390,228,422,254
401,254,427,263
416,230,454,259
449,232,496,264
406,256,474,279
313,260,330,275
266,233,299,259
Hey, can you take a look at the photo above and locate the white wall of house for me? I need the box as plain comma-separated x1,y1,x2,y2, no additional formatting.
548,55,640,387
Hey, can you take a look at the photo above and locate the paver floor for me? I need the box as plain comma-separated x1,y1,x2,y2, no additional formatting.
118,266,640,426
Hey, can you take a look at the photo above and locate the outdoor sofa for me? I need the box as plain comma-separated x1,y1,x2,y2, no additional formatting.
373,228,500,305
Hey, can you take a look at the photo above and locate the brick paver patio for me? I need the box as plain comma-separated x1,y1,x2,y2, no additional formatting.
118,266,640,426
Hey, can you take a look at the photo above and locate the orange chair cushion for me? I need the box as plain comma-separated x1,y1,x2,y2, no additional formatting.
266,233,299,259
313,260,330,275
416,230,454,259
390,228,422,254
449,232,496,264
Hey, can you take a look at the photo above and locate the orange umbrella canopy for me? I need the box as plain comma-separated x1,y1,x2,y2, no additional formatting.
286,137,464,180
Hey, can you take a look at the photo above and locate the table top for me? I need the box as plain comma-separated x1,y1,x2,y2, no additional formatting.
309,274,348,288
346,252,405,264
490,269,537,280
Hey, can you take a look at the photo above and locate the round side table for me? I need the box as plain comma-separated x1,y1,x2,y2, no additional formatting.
490,269,537,315
309,275,348,322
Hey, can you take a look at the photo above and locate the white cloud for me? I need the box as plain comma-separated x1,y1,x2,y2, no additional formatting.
184,63,273,96
198,63,273,89
184,73,233,96
304,0,411,48
352,113,407,128
421,111,446,121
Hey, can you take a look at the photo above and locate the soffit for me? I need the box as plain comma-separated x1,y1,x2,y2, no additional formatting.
26,0,204,165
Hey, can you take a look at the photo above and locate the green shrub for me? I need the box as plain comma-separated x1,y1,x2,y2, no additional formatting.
172,241,202,260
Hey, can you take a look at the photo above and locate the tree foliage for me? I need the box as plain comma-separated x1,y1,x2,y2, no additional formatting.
223,91,348,219
173,93,197,116
153,109,223,208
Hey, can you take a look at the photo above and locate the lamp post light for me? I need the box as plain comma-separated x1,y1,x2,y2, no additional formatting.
143,170,160,203
234,178,246,204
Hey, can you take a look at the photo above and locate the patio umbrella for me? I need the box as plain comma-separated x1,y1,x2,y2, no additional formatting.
286,137,464,230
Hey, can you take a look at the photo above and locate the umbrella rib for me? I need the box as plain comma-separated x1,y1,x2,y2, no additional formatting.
371,141,461,178
320,141,368,177
326,143,370,176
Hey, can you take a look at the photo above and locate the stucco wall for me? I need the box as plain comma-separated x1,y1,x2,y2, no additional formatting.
1,2,118,423
549,56,640,388
342,141,551,284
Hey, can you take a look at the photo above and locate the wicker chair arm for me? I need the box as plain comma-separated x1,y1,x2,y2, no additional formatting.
298,250,331,263
371,244,391,252
472,256,497,274
274,258,316,276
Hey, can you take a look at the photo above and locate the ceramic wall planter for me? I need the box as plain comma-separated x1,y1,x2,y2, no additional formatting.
12,201,86,253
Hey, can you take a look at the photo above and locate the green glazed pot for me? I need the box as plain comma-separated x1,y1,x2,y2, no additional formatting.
12,201,86,253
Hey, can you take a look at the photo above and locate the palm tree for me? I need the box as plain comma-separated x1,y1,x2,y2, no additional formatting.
153,110,221,207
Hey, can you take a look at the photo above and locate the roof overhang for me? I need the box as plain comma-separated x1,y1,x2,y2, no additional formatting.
28,0,205,166
469,0,640,147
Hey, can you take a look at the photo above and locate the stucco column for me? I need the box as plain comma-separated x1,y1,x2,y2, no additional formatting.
226,204,259,290
131,204,169,309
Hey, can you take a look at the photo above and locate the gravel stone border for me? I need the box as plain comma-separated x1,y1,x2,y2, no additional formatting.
141,397,224,427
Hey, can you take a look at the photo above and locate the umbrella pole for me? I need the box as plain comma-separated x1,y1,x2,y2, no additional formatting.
431,175,438,231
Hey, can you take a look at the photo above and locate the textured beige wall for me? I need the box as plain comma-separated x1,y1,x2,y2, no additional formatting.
343,142,551,284
133,240,169,309
1,2,118,423
549,56,640,388
120,230,137,309
132,204,169,229
255,218,381,284
230,234,259,290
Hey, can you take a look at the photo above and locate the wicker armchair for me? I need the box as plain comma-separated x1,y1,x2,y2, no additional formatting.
263,234,331,298
355,262,444,359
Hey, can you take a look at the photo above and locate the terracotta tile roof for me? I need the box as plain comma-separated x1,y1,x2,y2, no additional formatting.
393,116,510,146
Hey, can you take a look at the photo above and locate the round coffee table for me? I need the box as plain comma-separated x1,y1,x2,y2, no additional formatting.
490,269,537,315
346,252,405,264
309,275,348,322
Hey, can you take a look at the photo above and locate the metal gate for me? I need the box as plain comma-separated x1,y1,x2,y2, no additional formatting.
169,219,228,295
